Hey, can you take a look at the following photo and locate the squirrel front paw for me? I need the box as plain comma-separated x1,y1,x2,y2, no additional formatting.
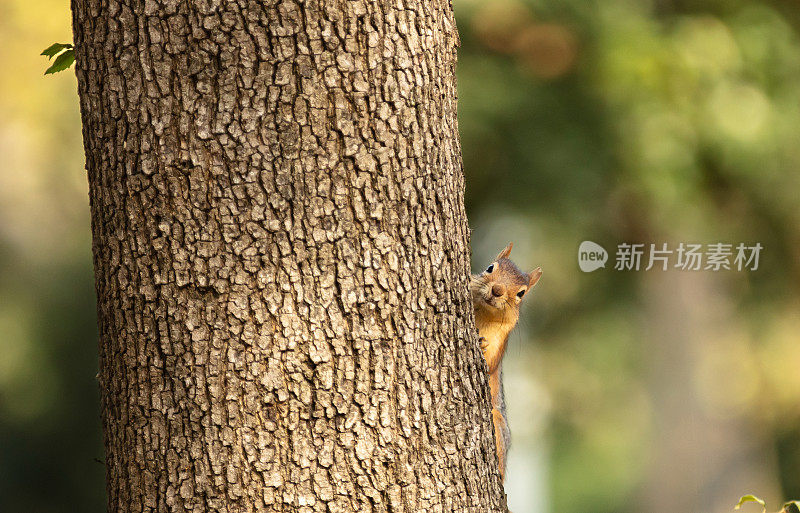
478,336,489,351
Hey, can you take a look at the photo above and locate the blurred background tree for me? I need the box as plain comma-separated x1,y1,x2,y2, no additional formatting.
1,0,798,512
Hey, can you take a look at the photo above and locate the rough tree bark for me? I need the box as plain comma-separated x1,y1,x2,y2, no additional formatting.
71,0,508,512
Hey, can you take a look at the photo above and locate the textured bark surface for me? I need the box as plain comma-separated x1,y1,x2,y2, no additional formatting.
71,0,507,511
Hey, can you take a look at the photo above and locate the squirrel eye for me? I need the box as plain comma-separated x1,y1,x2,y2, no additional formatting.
516,288,526,299
485,263,495,273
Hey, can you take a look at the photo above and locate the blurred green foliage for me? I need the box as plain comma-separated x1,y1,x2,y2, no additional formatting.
457,0,800,512
1,0,799,512
0,1,102,511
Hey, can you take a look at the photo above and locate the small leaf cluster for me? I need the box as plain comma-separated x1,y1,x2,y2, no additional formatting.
41,43,75,75
736,495,800,513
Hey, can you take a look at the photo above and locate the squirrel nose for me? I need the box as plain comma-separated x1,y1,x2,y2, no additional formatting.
491,283,506,297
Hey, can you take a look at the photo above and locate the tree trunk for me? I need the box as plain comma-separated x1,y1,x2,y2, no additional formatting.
640,270,781,513
71,0,507,511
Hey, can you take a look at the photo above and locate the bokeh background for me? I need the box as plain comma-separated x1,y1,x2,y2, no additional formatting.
1,0,799,512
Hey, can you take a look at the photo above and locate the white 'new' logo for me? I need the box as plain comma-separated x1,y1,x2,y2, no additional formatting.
578,241,608,272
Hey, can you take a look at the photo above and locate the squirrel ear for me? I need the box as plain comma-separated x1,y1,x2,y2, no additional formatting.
496,243,513,260
528,267,542,288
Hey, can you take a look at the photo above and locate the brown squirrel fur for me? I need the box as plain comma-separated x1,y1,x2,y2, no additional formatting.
470,243,542,482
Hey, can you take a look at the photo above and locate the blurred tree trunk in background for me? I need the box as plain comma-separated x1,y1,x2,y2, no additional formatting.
70,0,507,511
640,270,781,513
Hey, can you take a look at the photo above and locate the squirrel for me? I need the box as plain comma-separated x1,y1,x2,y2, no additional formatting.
470,242,542,482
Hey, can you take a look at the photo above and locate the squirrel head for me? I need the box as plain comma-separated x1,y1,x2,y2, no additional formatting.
470,243,542,323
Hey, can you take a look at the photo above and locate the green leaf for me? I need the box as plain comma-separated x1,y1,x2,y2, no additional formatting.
41,43,73,58
44,49,75,74
735,495,767,513
783,502,800,513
